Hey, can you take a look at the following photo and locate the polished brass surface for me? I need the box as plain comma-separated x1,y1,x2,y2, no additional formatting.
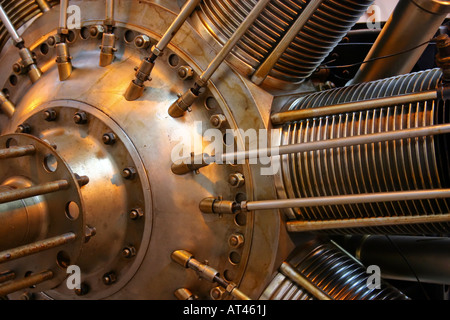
0,0,448,301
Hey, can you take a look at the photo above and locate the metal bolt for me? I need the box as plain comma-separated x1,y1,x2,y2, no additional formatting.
16,123,31,134
102,132,117,145
89,25,105,38
177,66,194,80
20,292,34,300
228,233,245,248
74,111,88,124
47,36,56,46
74,282,90,296
210,286,226,300
228,173,245,188
44,109,57,121
12,63,23,74
134,35,151,49
210,114,227,128
102,271,117,285
122,246,137,258
129,208,144,220
122,167,137,180
84,225,96,243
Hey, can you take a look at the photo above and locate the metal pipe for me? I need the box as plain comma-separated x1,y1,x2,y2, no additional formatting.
0,180,69,204
0,4,23,44
0,271,15,284
251,0,325,85
198,0,271,85
0,232,76,264
346,235,450,285
348,0,450,85
243,189,450,211
286,213,450,233
270,90,439,125
36,0,51,13
59,0,69,30
218,124,450,163
168,0,271,117
279,262,333,300
0,145,35,160
154,0,201,53
0,270,53,297
106,0,114,23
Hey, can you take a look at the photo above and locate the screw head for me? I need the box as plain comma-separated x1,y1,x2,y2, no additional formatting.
47,36,56,46
74,282,90,296
44,109,57,121
228,233,245,248
12,63,22,74
16,123,31,134
177,66,194,80
129,208,144,220
74,111,88,124
210,114,227,128
122,246,137,258
102,272,117,285
122,167,137,180
210,286,226,300
228,173,245,188
102,132,117,145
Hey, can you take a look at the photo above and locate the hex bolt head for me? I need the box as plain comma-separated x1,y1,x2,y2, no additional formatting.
228,172,245,188
73,111,88,124
44,109,57,121
134,35,151,49
102,132,117,145
12,63,23,74
74,282,90,296
210,114,227,129
102,272,117,285
129,208,144,220
122,166,137,180
177,66,194,80
16,123,31,134
89,25,105,38
47,36,56,46
210,286,226,300
122,246,137,258
228,233,245,248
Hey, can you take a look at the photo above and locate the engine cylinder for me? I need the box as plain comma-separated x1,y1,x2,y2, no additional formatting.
277,68,450,235
195,0,373,88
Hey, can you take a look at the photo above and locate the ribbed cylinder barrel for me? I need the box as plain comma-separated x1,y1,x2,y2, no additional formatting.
277,68,450,235
260,240,409,300
0,0,58,51
196,0,372,87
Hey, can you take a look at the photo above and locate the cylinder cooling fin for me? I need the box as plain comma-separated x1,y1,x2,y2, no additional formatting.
276,68,450,235
0,0,449,306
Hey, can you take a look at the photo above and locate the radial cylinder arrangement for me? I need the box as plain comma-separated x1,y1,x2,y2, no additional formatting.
0,0,449,303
